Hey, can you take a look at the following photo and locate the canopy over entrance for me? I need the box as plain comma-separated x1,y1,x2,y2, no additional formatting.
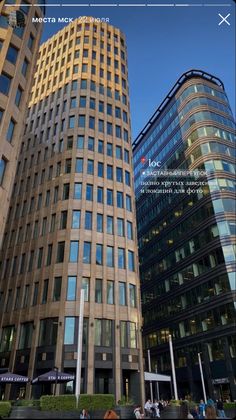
144,372,171,382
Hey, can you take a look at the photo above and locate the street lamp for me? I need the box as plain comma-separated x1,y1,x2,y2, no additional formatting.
54,366,59,396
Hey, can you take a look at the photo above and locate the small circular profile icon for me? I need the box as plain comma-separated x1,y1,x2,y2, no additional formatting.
8,10,25,28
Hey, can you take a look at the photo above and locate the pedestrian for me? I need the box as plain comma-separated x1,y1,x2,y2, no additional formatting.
216,399,226,418
80,409,90,419
179,401,193,419
153,399,160,418
134,405,144,419
198,399,206,419
205,405,217,419
144,399,153,417
103,410,119,419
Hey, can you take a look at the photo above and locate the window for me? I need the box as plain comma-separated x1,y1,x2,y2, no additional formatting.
85,211,92,230
94,319,102,346
107,246,114,267
107,164,113,180
98,162,104,177
53,277,62,301
107,280,114,304
57,242,65,263
116,146,122,159
118,248,126,269
0,157,7,186
116,167,123,182
63,183,70,200
76,158,83,173
86,184,93,201
74,183,82,199
67,276,76,300
32,283,39,306
87,136,94,151
28,34,34,50
82,277,89,301
97,214,103,232
95,279,102,303
6,44,18,64
69,116,75,129
125,171,131,186
89,116,95,129
129,284,136,307
69,241,79,262
59,210,67,230
42,279,48,304
117,191,124,208
107,189,113,206
119,282,126,305
83,242,91,263
96,244,103,265
97,186,103,203
65,159,72,174
127,221,133,240
124,149,129,163
77,135,84,149
46,244,53,266
128,250,135,271
50,214,56,232
64,317,75,345
126,195,132,211
37,248,43,269
106,215,113,235
72,210,81,228
15,86,23,107
98,140,104,153
23,285,29,308
6,119,15,142
0,73,12,95
79,115,86,127
107,143,113,156
22,59,29,77
117,218,124,236
80,96,86,107
87,159,94,175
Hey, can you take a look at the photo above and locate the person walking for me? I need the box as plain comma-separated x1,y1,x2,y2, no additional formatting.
179,401,193,419
198,399,206,419
205,405,217,419
216,399,226,418
134,405,144,419
144,399,153,418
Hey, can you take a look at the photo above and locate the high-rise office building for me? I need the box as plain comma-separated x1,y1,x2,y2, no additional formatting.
0,0,45,247
133,70,236,401
0,18,144,403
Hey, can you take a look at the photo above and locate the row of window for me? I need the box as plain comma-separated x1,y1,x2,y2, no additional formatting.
1,275,136,314
29,79,127,122
19,137,130,176
1,242,135,279
133,82,229,164
0,318,137,354
8,184,132,225
15,157,131,197
144,301,235,347
144,274,234,321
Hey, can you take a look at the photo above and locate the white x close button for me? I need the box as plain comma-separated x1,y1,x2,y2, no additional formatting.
218,13,231,26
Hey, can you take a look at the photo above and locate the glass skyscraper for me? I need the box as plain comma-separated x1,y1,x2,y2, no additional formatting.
133,70,236,401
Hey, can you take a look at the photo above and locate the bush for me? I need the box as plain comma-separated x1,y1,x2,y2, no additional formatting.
16,399,40,407
0,402,11,418
224,402,236,409
78,394,115,411
40,394,115,412
40,395,76,411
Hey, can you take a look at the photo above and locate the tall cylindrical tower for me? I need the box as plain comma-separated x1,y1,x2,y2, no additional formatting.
0,17,144,403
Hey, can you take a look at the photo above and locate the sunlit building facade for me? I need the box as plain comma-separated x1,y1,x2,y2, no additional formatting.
134,70,236,401
0,18,144,403
0,0,45,247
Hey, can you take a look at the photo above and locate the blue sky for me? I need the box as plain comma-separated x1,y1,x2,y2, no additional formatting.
41,1,235,139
